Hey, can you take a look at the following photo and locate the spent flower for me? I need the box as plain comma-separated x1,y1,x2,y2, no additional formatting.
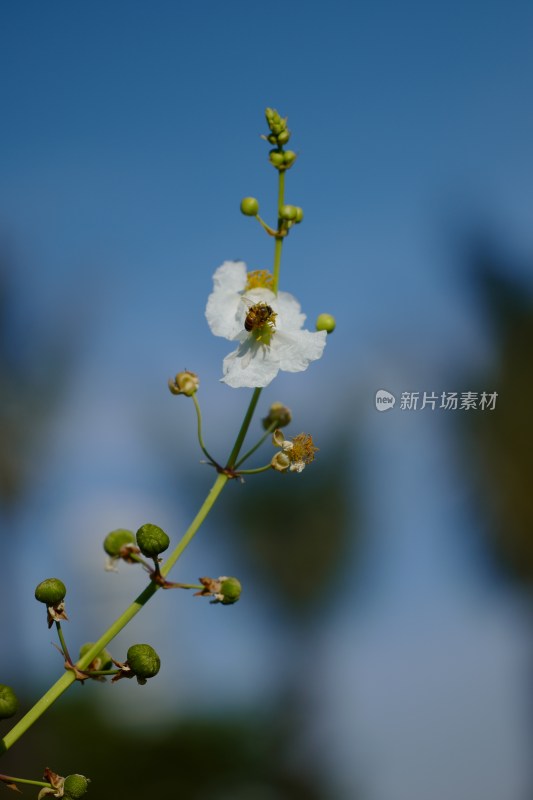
271,430,318,473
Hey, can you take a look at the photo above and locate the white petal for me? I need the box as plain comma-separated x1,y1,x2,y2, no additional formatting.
273,291,306,331
205,261,247,339
275,329,327,372
222,339,280,388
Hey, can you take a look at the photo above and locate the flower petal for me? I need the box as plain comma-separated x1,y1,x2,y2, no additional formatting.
222,339,280,388
275,329,327,372
205,261,247,339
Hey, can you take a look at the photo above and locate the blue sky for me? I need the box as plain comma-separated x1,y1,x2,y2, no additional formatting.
2,2,533,798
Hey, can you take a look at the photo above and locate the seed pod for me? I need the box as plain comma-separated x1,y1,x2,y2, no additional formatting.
103,529,135,557
126,644,161,681
0,684,18,719
63,774,90,798
35,578,66,606
136,524,170,558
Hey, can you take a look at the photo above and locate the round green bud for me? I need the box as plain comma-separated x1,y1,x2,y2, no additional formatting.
277,129,290,145
103,528,135,557
279,205,297,221
240,197,259,216
35,578,66,606
294,207,304,223
316,313,336,334
63,774,90,798
283,150,297,166
0,685,19,719
269,150,284,167
136,524,170,558
219,577,242,605
126,644,161,680
79,642,113,671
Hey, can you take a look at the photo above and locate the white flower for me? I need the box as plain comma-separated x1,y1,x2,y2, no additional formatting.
205,261,327,388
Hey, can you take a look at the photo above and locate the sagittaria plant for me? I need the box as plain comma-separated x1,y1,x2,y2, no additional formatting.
0,107,335,795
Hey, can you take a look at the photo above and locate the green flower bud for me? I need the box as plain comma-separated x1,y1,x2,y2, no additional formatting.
35,578,66,606
218,577,242,605
0,684,19,719
240,197,259,216
283,150,297,166
63,774,90,798
269,150,284,167
294,207,304,223
277,129,290,145
136,524,170,558
262,401,292,429
126,644,161,681
279,205,297,221
316,313,336,334
103,529,135,557
79,642,113,671
267,134,278,145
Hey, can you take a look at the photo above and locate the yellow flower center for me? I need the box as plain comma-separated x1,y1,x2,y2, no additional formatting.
245,270,275,291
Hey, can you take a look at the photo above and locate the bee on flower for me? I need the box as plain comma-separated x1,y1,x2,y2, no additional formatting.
205,261,327,388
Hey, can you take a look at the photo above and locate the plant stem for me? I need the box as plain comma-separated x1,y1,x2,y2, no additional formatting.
0,775,50,788
192,394,219,466
272,169,285,293
225,388,262,469
55,621,72,664
234,421,277,468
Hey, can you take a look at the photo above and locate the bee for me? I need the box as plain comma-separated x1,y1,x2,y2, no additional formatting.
242,298,277,333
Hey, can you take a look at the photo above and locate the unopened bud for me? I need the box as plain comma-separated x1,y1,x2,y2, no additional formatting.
0,685,18,719
316,313,336,333
279,204,297,221
263,402,292,429
168,370,199,397
240,197,259,216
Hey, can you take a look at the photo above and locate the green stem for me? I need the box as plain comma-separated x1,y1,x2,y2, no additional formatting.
0,472,228,756
192,394,219,466
225,388,262,469
237,464,272,475
55,621,72,664
0,775,50,789
272,170,286,294
234,421,277,468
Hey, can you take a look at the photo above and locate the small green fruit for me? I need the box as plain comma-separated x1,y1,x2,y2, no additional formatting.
294,207,304,223
35,578,66,606
240,197,259,216
63,774,90,798
79,642,113,671
0,685,19,719
283,150,297,166
136,524,170,558
277,129,290,145
316,313,336,334
103,529,135,557
127,644,161,680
